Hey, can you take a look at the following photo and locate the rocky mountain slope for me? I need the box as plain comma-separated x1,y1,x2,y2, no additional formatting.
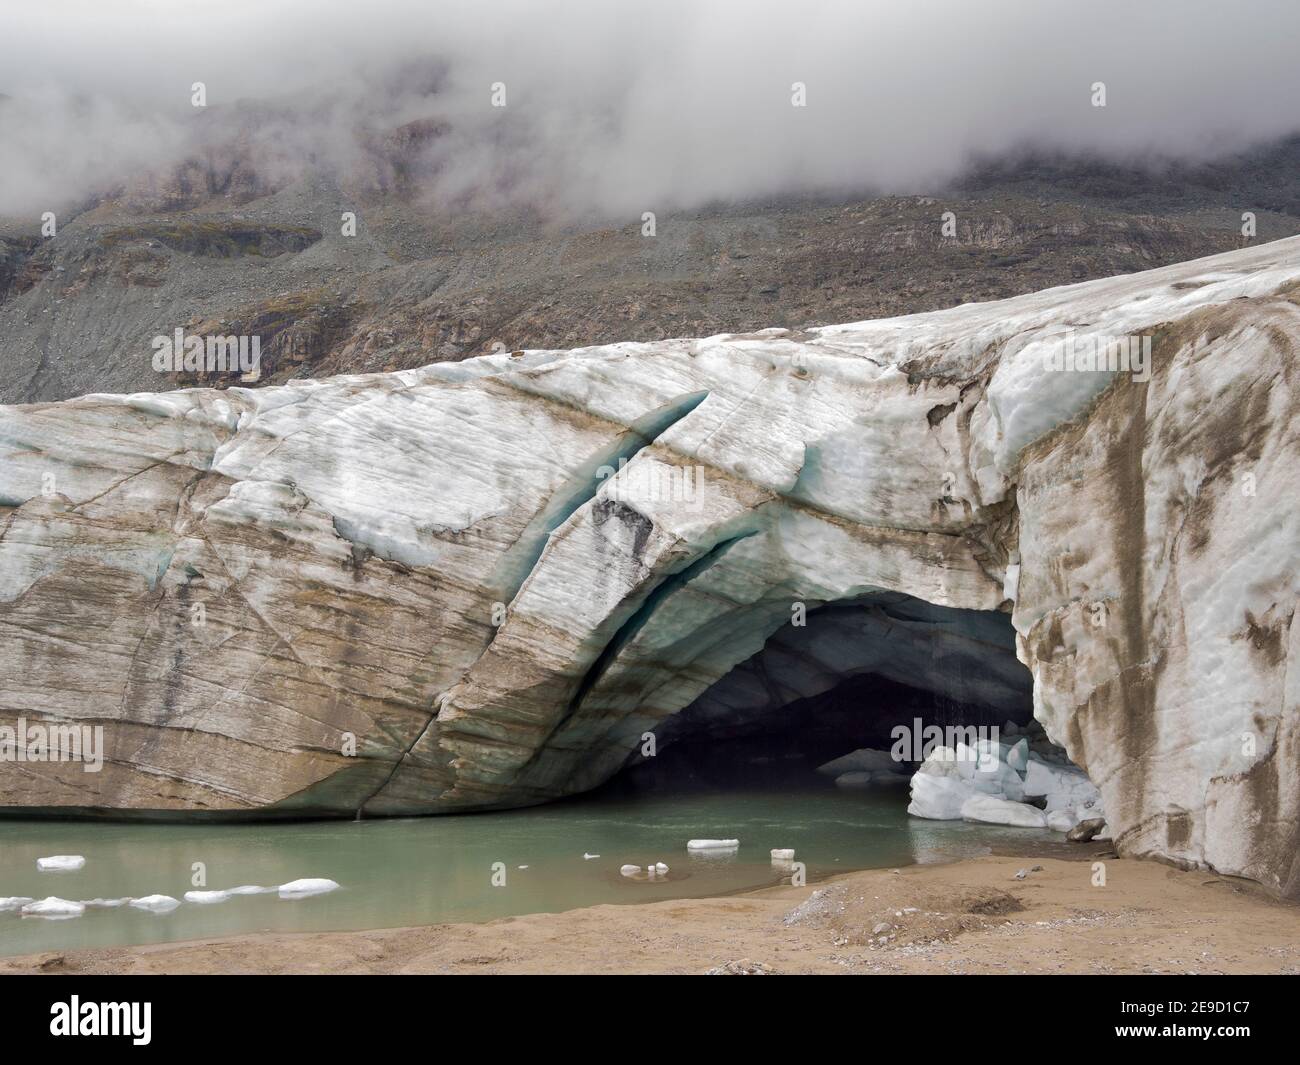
4,138,1300,405
1,237,1296,899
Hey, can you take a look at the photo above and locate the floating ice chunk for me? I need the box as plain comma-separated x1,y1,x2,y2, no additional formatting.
960,794,1048,828
583,853,600,860
834,771,874,788
909,737,1098,824
23,897,85,917
817,747,899,777
1004,738,1030,776
0,897,35,912
770,849,796,861
619,864,641,877
278,878,340,899
654,862,668,874
184,890,232,904
970,739,1026,799
687,839,739,851
228,884,274,895
36,855,85,872
1046,809,1078,833
81,897,129,908
907,772,972,820
129,894,181,913
517,865,529,870
1023,755,1102,813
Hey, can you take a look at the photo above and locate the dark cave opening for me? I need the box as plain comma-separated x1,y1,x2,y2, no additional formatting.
602,591,1036,797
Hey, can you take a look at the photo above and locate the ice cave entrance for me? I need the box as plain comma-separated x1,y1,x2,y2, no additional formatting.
609,592,1039,794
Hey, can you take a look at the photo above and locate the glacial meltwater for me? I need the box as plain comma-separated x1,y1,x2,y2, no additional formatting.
0,782,1058,958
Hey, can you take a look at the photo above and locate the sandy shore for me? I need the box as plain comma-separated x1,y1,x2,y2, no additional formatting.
8,851,1300,975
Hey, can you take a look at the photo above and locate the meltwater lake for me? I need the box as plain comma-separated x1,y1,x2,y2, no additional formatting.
0,783,1057,958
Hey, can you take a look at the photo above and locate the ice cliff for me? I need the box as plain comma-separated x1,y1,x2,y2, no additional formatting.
1,237,1297,897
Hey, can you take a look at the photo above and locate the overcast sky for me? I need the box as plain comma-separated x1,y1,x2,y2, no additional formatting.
2,0,1298,217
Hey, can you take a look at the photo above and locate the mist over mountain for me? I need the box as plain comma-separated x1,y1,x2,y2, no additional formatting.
3,0,1300,219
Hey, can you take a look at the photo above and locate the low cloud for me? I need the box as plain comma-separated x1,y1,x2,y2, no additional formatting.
2,0,1298,219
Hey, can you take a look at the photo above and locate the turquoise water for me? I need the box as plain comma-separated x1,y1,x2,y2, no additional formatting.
0,785,1053,957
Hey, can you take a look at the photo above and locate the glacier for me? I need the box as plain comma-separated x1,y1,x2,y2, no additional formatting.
0,237,1297,897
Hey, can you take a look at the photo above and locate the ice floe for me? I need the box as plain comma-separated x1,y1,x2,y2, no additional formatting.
184,890,233,904
36,855,85,872
621,862,670,880
687,839,739,851
277,878,340,899
22,897,84,918
129,894,180,913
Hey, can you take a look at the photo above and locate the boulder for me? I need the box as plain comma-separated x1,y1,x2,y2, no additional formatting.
1068,818,1107,843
